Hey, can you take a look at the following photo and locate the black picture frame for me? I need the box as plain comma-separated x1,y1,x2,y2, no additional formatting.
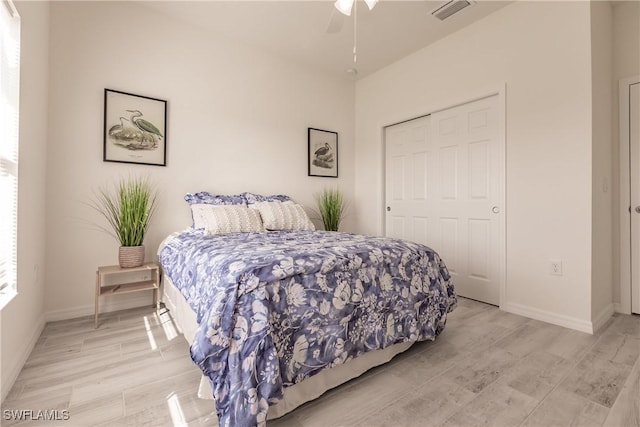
103,89,167,166
308,128,338,178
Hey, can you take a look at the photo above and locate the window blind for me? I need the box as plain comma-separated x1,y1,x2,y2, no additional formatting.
0,0,20,296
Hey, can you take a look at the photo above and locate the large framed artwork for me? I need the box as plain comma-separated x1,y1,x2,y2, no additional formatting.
103,89,167,166
308,127,338,178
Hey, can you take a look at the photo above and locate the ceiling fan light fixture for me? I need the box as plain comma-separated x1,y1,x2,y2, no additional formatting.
364,0,378,11
334,0,353,16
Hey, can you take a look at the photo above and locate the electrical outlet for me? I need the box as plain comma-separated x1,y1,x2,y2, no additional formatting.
550,260,563,276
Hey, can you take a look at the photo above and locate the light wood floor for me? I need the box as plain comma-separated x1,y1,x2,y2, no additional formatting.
2,297,640,426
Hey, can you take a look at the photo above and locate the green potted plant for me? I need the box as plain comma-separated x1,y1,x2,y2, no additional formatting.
316,187,346,232
90,176,158,268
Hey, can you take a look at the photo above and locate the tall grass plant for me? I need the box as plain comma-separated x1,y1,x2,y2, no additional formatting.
90,176,157,247
316,187,346,232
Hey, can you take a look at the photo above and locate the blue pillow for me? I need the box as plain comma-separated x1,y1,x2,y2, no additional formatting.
243,192,291,204
184,192,246,206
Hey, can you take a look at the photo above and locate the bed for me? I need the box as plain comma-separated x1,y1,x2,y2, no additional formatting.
158,192,457,427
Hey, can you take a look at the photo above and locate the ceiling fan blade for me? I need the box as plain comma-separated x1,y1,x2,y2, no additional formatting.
325,8,345,34
364,0,377,11
335,0,354,16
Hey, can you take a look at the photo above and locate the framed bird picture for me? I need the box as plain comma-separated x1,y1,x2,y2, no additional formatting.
103,89,167,166
308,127,338,178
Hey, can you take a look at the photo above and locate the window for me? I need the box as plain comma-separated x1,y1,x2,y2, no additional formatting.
0,0,20,309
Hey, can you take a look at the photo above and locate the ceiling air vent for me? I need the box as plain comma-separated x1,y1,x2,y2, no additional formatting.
431,0,473,21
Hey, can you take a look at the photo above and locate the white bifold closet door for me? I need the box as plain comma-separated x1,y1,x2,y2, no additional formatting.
385,95,503,306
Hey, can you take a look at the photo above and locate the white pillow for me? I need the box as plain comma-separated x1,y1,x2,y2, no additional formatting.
190,204,265,234
251,201,315,231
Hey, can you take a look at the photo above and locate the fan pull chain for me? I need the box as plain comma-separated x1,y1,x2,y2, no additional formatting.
353,0,357,63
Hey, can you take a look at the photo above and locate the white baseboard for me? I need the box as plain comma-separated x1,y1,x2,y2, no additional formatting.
45,291,155,322
613,302,627,314
502,302,594,334
1,312,45,403
592,303,615,333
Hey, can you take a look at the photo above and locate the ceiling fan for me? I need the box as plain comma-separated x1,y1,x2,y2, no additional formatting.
326,0,378,34
335,0,378,16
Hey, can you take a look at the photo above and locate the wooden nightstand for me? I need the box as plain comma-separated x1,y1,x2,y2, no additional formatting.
94,262,160,328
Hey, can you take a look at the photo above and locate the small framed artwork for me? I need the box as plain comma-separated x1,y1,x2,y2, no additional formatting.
103,89,167,166
308,127,338,178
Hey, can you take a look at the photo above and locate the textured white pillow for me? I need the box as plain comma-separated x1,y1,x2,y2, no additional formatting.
252,201,315,231
190,204,265,234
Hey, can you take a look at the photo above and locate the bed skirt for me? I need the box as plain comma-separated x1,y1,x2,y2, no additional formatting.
162,275,413,420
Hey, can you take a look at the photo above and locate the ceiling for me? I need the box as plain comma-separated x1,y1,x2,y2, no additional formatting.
140,0,511,79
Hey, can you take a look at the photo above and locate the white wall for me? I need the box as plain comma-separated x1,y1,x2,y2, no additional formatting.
354,2,595,329
44,1,355,318
1,0,49,402
612,1,640,307
590,1,613,328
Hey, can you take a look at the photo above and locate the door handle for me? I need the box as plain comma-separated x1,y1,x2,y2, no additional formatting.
636,206,640,214
492,206,500,214
387,206,391,212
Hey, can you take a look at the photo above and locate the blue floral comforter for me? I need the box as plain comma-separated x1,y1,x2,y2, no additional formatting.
158,230,456,427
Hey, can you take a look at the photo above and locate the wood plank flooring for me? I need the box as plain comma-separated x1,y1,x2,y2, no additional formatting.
2,297,640,426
